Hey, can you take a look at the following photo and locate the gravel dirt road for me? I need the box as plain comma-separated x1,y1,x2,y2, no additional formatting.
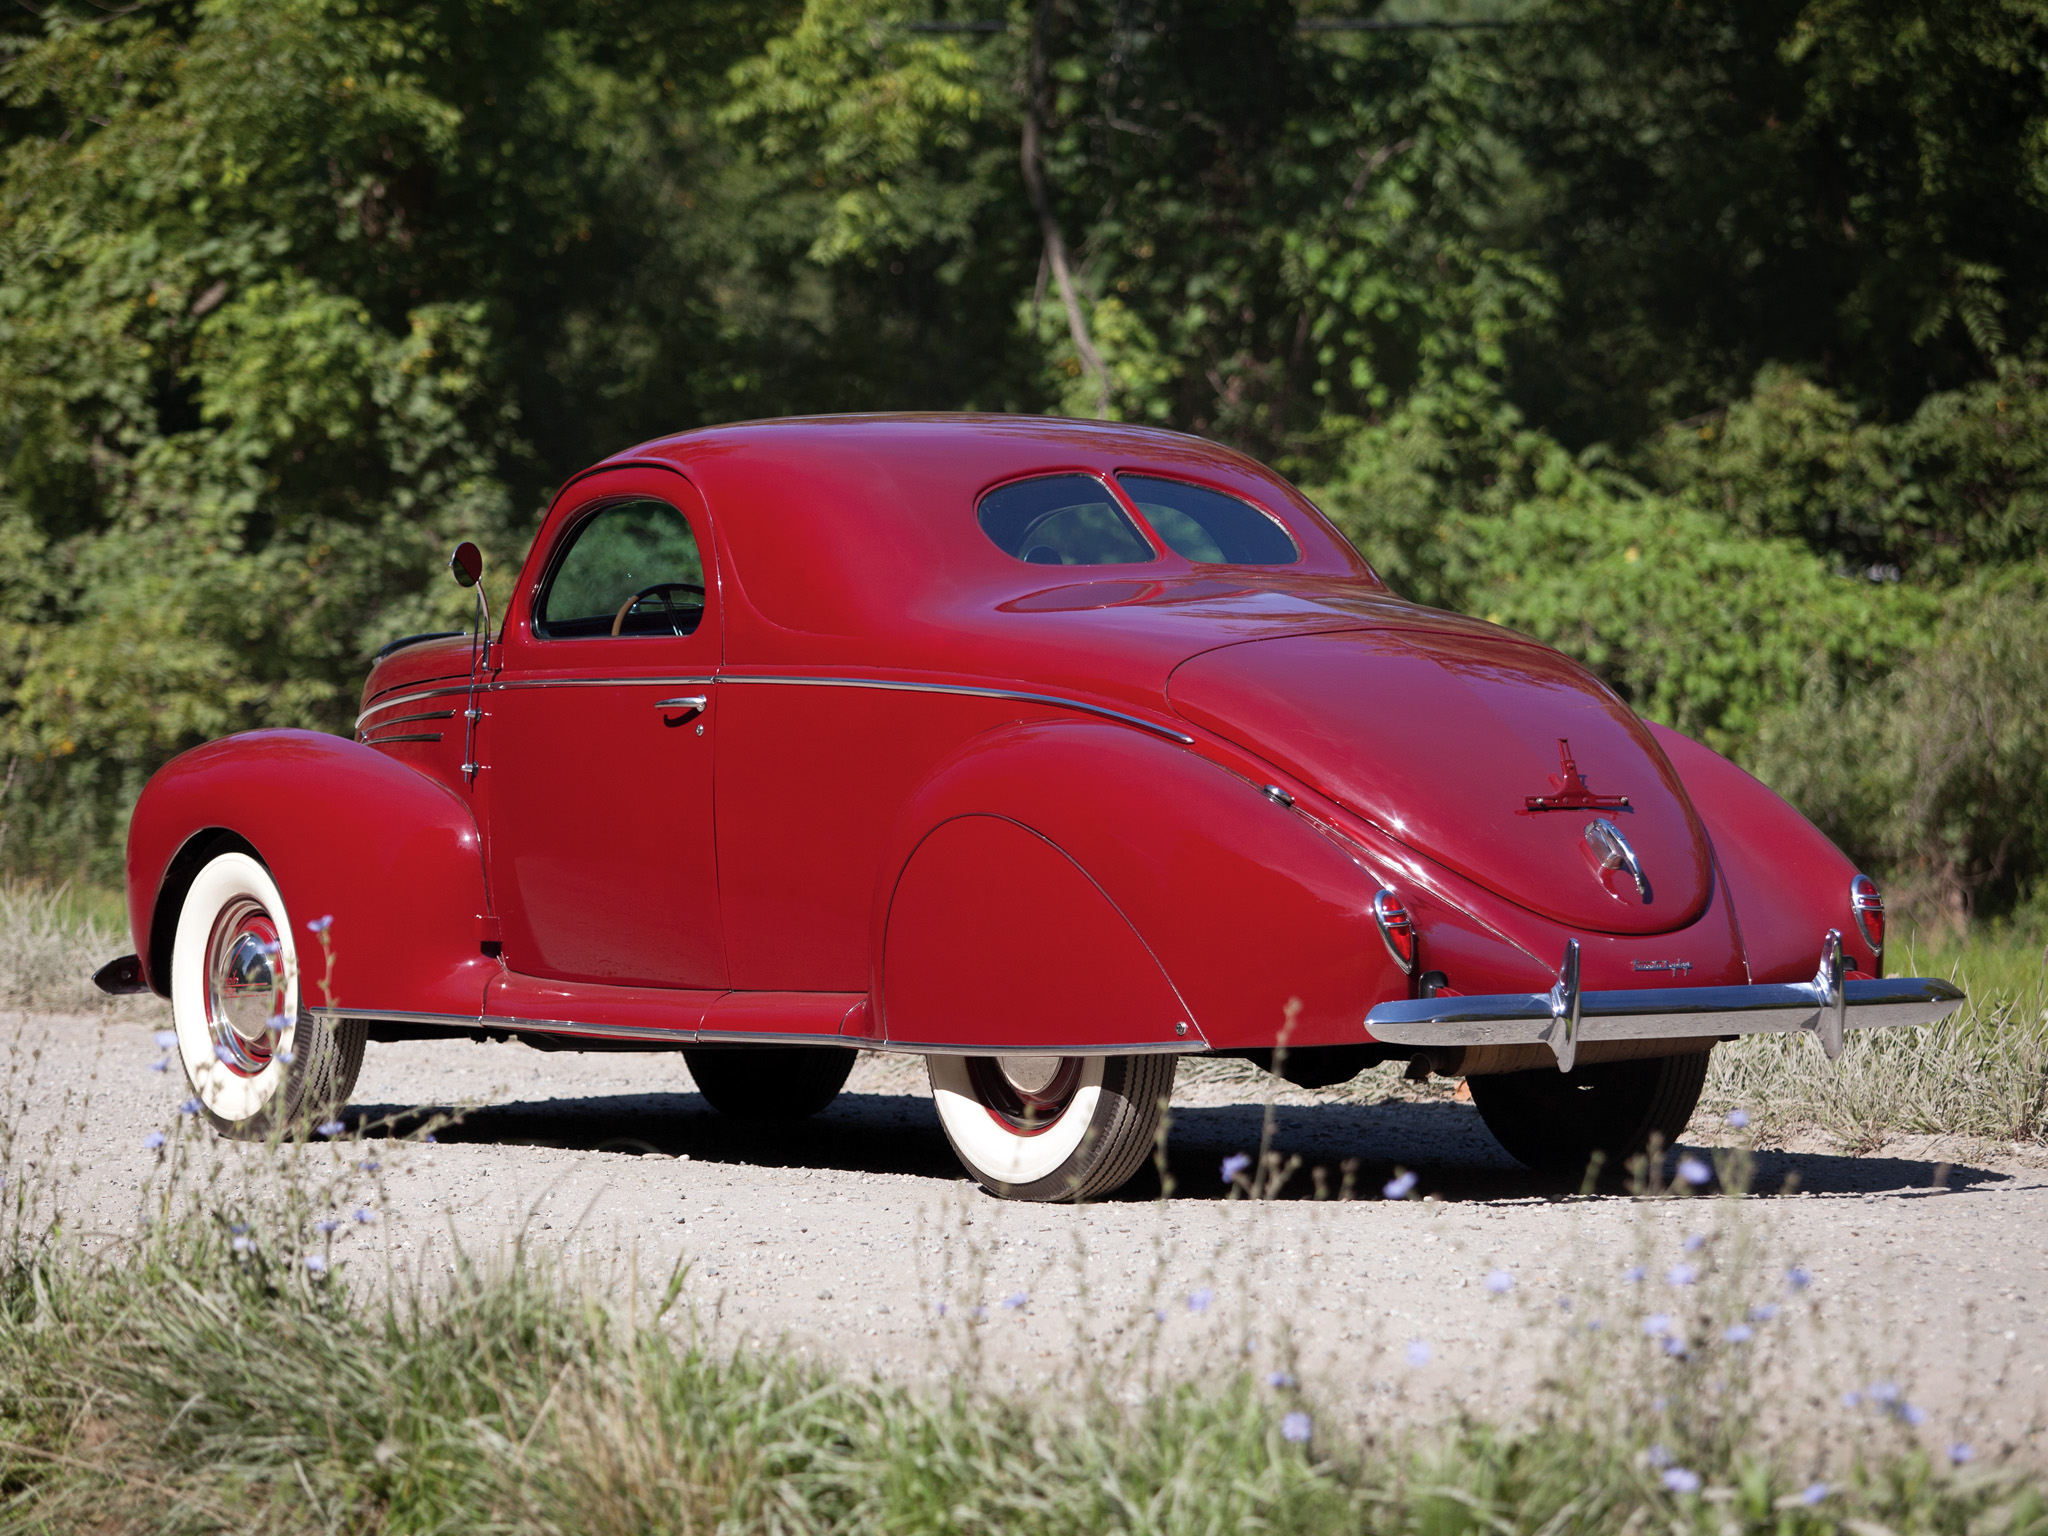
11,1009,2045,1457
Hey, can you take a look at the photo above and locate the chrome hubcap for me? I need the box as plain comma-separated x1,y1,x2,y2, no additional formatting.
204,898,284,1076
996,1055,1063,1096
970,1054,1084,1132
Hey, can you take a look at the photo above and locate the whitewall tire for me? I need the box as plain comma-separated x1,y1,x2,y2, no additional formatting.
169,850,366,1139
927,1052,1176,1201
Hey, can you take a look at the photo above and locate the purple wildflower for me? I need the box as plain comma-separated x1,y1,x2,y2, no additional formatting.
1644,1314,1672,1336
1266,1371,1297,1388
1405,1339,1432,1366
1666,1264,1697,1287
1484,1270,1514,1294
1281,1411,1312,1444
1682,1232,1705,1252
1623,1264,1646,1284
1188,1288,1213,1314
153,1030,177,1049
353,1207,375,1224
179,1099,201,1115
1675,1156,1712,1186
1785,1264,1813,1290
1661,1468,1701,1495
1800,1483,1829,1505
1723,1323,1753,1344
316,1119,345,1137
304,1253,327,1274
1949,1443,1975,1465
142,1131,166,1150
1001,1292,1028,1310
1725,1108,1749,1128
1221,1152,1251,1184
307,914,334,934
1383,1170,1418,1200
314,1219,340,1235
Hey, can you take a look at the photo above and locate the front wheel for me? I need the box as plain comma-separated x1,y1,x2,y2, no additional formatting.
927,1053,1176,1201
1466,1050,1710,1174
169,849,366,1140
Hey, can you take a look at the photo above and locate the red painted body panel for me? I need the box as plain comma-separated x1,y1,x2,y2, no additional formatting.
1169,628,1713,935
883,814,1195,1051
873,721,1400,1050
125,730,493,1016
125,416,1876,1061
1648,722,1877,979
714,683,1062,990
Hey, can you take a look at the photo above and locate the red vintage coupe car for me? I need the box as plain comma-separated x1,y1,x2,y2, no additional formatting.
99,415,1962,1197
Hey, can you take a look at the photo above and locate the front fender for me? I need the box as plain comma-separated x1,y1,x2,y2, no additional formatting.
874,720,1404,1051
127,729,493,1016
1648,723,1876,981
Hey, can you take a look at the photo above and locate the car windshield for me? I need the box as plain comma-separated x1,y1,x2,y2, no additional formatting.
978,474,1157,566
537,499,705,638
1117,475,1299,564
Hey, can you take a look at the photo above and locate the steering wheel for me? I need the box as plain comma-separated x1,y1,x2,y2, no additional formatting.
610,582,706,637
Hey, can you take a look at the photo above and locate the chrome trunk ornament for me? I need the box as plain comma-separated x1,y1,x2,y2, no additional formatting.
1585,817,1652,902
1545,938,1583,1072
1810,928,1847,1061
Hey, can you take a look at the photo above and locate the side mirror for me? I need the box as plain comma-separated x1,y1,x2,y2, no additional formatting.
449,541,483,589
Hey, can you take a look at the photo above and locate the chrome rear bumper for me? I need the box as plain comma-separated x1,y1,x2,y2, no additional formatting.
1364,930,1965,1072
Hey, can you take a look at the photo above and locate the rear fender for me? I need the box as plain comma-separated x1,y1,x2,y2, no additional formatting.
875,720,1404,1051
127,730,493,1015
1648,723,1876,979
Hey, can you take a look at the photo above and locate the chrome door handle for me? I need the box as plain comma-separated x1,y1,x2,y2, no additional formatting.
655,695,707,720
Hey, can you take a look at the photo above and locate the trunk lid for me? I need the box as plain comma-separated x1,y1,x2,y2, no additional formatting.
1169,628,1712,936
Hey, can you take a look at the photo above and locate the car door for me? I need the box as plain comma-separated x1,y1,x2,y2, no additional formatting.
485,471,725,989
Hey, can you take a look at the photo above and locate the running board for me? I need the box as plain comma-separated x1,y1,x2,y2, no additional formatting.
1364,930,1966,1073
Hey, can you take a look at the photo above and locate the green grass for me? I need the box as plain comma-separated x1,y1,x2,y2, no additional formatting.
0,1132,2042,1535
1702,930,2048,1150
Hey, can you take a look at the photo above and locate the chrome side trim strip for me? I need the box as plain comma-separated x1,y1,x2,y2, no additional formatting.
310,1007,1209,1054
693,1030,857,1048
309,1007,481,1028
486,675,718,693
879,1037,1208,1056
720,674,1195,743
1364,974,1966,1051
371,709,457,727
363,732,444,745
484,1015,694,1043
355,684,477,729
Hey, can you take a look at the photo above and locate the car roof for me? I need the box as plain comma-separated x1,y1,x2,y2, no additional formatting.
582,413,1379,680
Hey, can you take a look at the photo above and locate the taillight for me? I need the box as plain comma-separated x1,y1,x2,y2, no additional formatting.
1372,888,1417,974
1850,874,1885,959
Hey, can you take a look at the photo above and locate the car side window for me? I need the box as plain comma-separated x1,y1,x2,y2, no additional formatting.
535,499,706,639
978,474,1157,566
1116,475,1299,564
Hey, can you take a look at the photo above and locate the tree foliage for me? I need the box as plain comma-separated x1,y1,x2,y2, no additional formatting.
1,0,2045,920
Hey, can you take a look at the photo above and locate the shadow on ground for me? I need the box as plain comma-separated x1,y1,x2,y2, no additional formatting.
349,1087,2009,1206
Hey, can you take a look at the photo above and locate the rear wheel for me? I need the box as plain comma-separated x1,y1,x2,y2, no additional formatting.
1466,1051,1710,1174
169,850,366,1140
927,1053,1176,1201
682,1045,856,1121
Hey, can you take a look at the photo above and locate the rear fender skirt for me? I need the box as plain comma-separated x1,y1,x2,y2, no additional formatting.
873,720,1406,1051
126,729,493,1015
1648,723,1877,980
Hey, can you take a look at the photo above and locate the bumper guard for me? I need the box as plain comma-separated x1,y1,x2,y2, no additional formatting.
1364,929,1965,1072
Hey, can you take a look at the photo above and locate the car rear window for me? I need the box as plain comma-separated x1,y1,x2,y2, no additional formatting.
536,499,706,638
1117,475,1299,564
978,475,1157,566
